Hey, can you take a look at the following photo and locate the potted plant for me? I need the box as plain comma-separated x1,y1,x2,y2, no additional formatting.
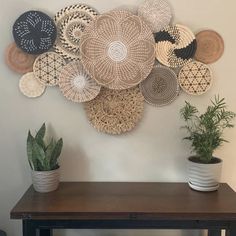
27,123,63,193
180,96,235,191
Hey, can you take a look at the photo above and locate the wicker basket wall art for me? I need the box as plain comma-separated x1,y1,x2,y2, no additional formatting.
140,65,179,106
13,11,57,54
178,61,213,95
80,10,155,90
138,0,172,33
54,4,99,61
194,30,224,64
155,24,197,68
19,72,46,98
84,87,144,135
33,52,66,86
58,61,101,103
5,43,36,74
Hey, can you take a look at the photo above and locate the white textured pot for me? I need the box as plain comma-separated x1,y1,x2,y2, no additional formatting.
187,157,222,192
31,168,60,193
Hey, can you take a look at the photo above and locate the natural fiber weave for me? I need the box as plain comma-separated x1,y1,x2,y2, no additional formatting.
59,61,101,103
140,65,179,106
13,11,57,54
19,72,46,98
84,87,144,135
5,42,36,74
155,24,197,67
194,30,224,64
138,0,172,33
54,4,99,61
33,52,66,86
80,10,155,90
178,61,213,95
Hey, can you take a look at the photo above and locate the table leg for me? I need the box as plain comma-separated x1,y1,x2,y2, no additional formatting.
23,220,37,236
208,230,221,236
39,229,53,236
226,223,236,236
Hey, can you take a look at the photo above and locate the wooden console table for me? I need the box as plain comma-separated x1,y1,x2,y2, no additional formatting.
10,182,236,236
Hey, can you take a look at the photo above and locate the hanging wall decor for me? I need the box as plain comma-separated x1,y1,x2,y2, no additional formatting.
80,10,156,90
19,72,46,98
54,4,99,61
5,42,36,74
84,87,144,135
33,52,66,86
194,30,224,64
178,61,213,95
155,24,197,68
58,61,101,103
138,0,172,33
13,11,57,54
140,65,179,106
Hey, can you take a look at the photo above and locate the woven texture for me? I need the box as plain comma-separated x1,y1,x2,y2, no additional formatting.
155,24,197,67
138,0,172,33
194,30,224,64
140,65,179,106
19,72,46,98
178,61,213,95
33,52,66,86
13,11,57,54
54,4,99,61
5,42,36,74
80,10,155,90
84,87,144,135
59,61,101,103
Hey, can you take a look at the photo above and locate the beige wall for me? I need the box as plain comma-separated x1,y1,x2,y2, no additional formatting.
0,0,236,235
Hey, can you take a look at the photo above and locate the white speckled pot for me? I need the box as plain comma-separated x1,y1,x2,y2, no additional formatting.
31,168,60,193
187,157,222,192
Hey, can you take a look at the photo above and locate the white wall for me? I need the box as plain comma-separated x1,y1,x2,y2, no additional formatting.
0,0,236,236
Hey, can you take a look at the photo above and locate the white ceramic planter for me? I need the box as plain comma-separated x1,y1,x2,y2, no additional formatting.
187,157,222,192
31,168,60,193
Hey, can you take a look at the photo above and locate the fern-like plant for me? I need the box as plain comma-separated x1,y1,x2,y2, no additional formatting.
27,123,63,171
180,96,235,164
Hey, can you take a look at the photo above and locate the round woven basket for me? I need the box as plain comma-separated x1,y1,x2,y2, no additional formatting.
80,10,155,90
5,43,36,74
84,87,144,135
194,30,224,64
178,61,213,95
140,65,179,106
58,61,101,103
155,24,197,68
54,4,99,61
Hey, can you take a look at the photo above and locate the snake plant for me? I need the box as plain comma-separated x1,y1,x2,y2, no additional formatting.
27,123,63,171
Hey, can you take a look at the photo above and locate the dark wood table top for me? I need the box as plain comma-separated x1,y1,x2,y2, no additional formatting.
10,182,236,220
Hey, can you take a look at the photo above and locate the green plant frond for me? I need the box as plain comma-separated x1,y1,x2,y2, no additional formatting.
180,101,199,121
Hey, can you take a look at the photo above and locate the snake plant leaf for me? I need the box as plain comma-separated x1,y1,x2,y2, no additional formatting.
35,123,46,150
50,138,63,169
45,138,55,161
27,131,34,170
32,139,46,171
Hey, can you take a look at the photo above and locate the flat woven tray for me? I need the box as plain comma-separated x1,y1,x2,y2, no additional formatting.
140,65,179,106
80,10,155,90
155,24,197,67
54,4,99,61
178,61,213,95
84,87,144,135
59,61,101,103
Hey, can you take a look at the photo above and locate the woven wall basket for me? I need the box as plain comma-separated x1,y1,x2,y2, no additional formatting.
194,30,224,64
58,61,101,103
84,87,144,135
13,11,57,54
138,0,172,33
33,52,66,86
80,10,155,90
155,24,197,68
5,42,36,74
178,61,213,95
140,65,179,106
54,4,99,61
19,72,46,98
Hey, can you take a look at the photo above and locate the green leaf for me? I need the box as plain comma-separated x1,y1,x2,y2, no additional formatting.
35,123,46,150
32,139,46,171
50,138,63,169
27,131,34,170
